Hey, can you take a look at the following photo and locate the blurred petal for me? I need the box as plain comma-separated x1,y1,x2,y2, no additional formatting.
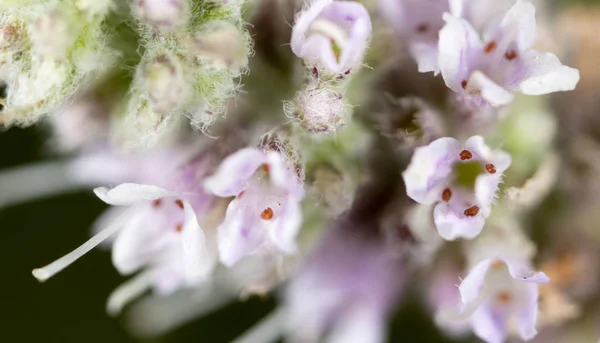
217,199,264,267
439,14,482,91
94,183,178,206
433,202,485,240
204,148,267,197
514,50,580,95
467,71,514,107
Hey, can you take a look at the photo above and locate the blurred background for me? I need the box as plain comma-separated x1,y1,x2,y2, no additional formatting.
1,0,599,342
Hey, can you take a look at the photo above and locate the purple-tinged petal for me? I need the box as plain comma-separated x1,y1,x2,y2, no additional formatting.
268,198,302,254
433,202,485,240
402,137,461,204
475,174,501,216
512,50,580,95
204,148,267,197
498,0,536,51
466,71,515,107
265,151,305,199
459,258,495,304
503,258,550,284
217,198,265,267
411,42,440,74
301,34,341,72
515,282,540,341
291,0,334,56
94,183,178,206
180,202,213,285
470,303,509,343
439,13,482,91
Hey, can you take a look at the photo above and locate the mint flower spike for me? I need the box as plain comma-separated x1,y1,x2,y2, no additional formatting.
291,0,372,75
438,0,580,108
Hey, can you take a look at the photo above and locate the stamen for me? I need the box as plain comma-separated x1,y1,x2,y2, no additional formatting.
415,23,429,33
175,223,183,232
463,205,479,216
492,259,504,269
459,150,473,160
461,80,468,89
496,290,512,304
152,199,162,208
237,190,245,198
32,218,125,282
260,207,274,220
106,269,154,316
484,41,497,53
485,163,496,174
442,188,452,202
175,199,184,209
262,164,270,173
505,50,517,60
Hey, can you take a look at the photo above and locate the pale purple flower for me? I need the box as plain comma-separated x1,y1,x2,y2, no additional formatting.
285,216,404,343
204,148,305,267
291,0,372,74
442,257,549,343
402,135,511,240
379,0,457,74
439,0,579,108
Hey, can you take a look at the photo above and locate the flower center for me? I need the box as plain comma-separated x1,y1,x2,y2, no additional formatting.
308,19,348,64
454,161,483,188
442,188,452,202
496,290,512,304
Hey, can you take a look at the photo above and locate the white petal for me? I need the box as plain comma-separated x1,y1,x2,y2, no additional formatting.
467,71,514,107
265,151,305,199
217,199,265,267
514,283,540,341
301,34,342,73
410,42,440,74
181,202,214,285
439,13,482,91
514,50,580,95
433,202,485,240
268,198,302,254
459,258,495,305
327,305,385,343
290,0,334,57
112,211,157,275
204,148,267,198
499,0,536,51
475,174,501,216
503,258,550,284
94,183,178,206
402,137,460,204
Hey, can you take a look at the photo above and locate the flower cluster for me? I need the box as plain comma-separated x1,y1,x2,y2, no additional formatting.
0,0,591,343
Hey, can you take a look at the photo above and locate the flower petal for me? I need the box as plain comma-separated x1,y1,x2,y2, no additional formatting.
94,183,178,206
503,258,550,284
464,135,512,172
291,0,334,57
112,210,163,275
327,305,385,343
204,148,267,197
475,174,501,216
402,137,461,204
268,198,302,254
514,282,540,341
513,50,580,95
217,198,265,267
434,202,485,240
410,42,440,74
470,303,508,343
439,13,482,91
265,151,305,199
499,0,536,51
459,258,495,304
181,202,214,284
467,71,515,107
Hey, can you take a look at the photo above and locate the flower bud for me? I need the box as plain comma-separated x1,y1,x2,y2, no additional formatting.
31,9,76,57
133,0,189,33
141,54,189,113
284,83,348,135
187,21,248,71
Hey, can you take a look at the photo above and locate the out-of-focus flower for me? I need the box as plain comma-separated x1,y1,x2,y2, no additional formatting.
402,136,511,240
132,0,189,32
438,0,579,108
204,148,305,267
379,0,454,73
285,216,404,343
187,20,249,71
291,0,372,74
441,256,549,343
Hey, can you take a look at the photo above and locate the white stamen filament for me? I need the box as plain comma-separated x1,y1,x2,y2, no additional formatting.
32,219,125,282
107,269,154,316
232,307,286,343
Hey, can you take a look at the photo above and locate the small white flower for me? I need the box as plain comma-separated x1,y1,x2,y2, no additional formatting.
402,136,511,240
133,0,189,32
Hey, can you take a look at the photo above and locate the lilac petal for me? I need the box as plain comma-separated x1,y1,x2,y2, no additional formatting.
402,137,460,204
291,0,334,57
433,202,485,240
513,50,580,95
94,183,178,206
217,198,264,267
439,13,482,91
265,151,305,199
180,202,214,284
112,211,160,275
459,258,495,304
467,71,515,107
338,3,372,70
268,198,302,254
514,283,540,340
470,303,508,343
499,0,536,51
204,148,267,197
301,34,341,72
503,258,550,284
328,305,385,343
